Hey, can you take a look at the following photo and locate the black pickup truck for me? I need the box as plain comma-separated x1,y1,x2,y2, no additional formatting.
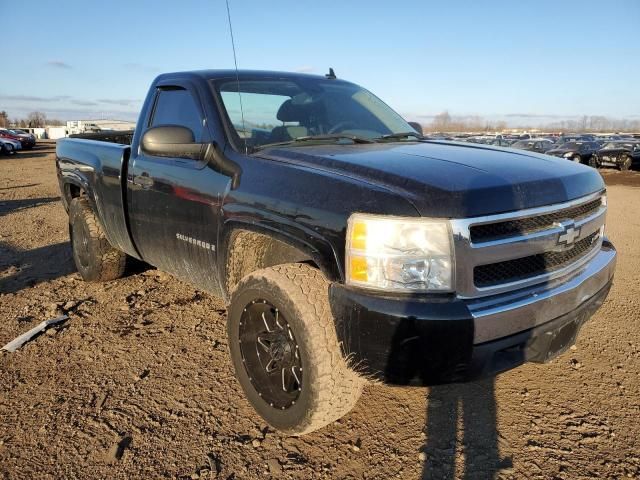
56,70,616,435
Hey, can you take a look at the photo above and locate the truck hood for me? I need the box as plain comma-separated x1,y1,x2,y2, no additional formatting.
547,148,575,155
259,141,604,218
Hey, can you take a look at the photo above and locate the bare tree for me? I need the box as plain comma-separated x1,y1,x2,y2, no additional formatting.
432,111,451,132
27,111,47,128
0,111,8,128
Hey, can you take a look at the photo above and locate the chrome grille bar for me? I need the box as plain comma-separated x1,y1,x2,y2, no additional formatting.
451,191,606,299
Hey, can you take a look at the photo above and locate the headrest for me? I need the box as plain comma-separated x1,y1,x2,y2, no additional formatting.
276,95,325,123
276,99,304,122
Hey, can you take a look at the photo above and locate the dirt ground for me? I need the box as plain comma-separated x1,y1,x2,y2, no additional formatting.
1,143,639,480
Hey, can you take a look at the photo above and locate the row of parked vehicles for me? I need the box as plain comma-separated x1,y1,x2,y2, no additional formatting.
460,133,640,171
0,128,37,155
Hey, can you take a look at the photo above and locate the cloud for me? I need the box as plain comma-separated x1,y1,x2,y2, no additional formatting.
70,99,99,106
4,104,139,121
294,66,315,73
1,94,138,109
47,60,72,69
1,94,100,106
0,94,53,102
97,98,140,107
0,94,139,121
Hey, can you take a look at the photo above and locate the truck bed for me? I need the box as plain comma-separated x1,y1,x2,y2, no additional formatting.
69,130,134,145
56,137,138,258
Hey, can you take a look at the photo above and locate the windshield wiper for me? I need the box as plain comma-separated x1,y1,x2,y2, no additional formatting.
255,134,376,151
376,131,424,141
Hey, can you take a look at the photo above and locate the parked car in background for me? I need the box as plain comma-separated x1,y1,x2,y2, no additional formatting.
546,141,600,164
0,129,21,142
591,141,640,170
489,138,515,147
558,134,596,144
7,129,36,149
0,137,21,155
0,128,33,150
511,138,555,153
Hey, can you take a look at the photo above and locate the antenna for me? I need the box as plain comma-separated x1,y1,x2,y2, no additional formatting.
325,67,336,79
225,0,247,152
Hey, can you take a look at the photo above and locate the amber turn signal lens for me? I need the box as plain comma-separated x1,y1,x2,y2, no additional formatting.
351,221,367,250
349,256,369,282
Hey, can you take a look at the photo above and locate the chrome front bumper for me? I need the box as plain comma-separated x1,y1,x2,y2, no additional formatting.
469,239,617,344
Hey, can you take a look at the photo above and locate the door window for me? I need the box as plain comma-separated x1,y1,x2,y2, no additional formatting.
151,88,204,141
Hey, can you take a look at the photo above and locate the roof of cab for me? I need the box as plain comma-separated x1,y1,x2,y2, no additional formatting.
154,69,341,83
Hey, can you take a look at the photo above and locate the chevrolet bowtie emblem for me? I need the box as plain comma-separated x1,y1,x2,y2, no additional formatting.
558,223,581,246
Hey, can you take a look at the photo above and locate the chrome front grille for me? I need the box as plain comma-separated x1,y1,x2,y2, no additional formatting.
451,191,606,299
469,198,602,243
474,231,599,287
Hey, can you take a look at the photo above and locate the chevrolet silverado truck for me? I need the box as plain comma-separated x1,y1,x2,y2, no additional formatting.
56,70,616,435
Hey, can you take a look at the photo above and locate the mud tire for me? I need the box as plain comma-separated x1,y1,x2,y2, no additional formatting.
228,263,364,435
69,197,127,282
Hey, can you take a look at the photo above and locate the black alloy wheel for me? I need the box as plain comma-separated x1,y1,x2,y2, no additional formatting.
238,300,303,409
620,154,632,171
227,263,364,435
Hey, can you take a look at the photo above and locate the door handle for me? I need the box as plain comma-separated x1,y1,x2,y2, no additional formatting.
134,172,153,188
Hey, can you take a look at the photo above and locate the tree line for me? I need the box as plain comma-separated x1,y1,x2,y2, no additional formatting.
0,111,64,129
423,111,640,133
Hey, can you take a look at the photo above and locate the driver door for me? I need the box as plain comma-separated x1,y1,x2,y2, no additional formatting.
128,84,231,295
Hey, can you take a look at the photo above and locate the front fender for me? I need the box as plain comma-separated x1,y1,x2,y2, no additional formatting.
219,214,339,294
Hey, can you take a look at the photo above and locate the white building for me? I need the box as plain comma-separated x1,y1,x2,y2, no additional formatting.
66,119,136,135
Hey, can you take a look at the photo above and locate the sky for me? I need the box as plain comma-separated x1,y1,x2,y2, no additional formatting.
1,0,638,125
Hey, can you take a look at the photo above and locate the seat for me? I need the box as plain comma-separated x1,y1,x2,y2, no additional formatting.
269,125,308,143
268,99,312,143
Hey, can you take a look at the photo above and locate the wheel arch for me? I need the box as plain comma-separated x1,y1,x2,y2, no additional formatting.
220,221,338,302
60,176,94,212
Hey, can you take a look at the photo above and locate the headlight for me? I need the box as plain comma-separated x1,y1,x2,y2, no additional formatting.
345,213,454,292
563,152,573,158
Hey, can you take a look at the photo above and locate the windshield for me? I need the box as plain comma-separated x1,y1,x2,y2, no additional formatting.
512,141,533,148
215,77,414,150
603,142,627,149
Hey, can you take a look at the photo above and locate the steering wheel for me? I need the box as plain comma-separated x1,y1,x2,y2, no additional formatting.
328,121,356,134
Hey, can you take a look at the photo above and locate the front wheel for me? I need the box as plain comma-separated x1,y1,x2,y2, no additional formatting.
588,154,599,168
227,263,364,435
620,155,632,171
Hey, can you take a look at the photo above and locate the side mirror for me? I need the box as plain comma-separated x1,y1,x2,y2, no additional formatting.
140,125,242,190
141,125,205,160
408,121,423,135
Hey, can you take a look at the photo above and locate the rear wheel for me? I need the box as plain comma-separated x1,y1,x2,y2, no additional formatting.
228,263,364,435
572,154,582,163
69,197,127,281
620,154,632,171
